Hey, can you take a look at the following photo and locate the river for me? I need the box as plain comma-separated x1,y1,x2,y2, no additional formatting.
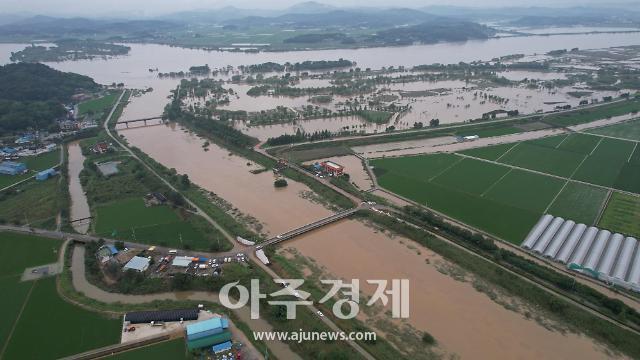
2,34,638,358
67,141,91,234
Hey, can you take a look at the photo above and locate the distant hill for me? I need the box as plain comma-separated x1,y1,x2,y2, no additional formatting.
0,63,98,102
0,16,180,38
0,63,100,134
368,19,496,45
227,8,441,28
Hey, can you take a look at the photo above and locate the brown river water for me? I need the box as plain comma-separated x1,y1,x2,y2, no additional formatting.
2,34,639,358
67,141,91,233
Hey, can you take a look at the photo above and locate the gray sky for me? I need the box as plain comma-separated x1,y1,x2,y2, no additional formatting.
0,0,631,17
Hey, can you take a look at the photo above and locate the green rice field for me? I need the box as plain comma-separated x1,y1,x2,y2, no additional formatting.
586,119,640,141
599,192,640,238
0,232,120,360
546,182,609,225
94,197,215,250
372,130,640,243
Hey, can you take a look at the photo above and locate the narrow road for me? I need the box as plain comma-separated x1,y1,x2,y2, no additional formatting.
104,90,239,252
105,90,376,359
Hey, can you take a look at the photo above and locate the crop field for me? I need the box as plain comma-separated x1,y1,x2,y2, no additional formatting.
586,119,640,141
458,143,517,161
544,98,640,127
94,197,214,249
546,183,609,225
78,92,119,116
498,142,585,177
599,192,640,238
373,130,640,243
0,233,120,360
432,158,509,195
107,339,189,360
571,138,636,187
373,154,546,243
482,170,564,213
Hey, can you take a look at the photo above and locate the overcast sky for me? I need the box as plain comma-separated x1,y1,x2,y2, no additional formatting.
0,0,635,17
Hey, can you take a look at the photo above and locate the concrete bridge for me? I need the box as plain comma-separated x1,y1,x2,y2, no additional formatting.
117,117,164,128
261,204,368,247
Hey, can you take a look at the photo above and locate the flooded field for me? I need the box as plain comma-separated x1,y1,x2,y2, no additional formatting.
121,123,334,235
283,219,617,359
67,141,91,233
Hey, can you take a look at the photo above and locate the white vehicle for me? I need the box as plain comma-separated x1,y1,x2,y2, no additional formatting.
316,310,324,317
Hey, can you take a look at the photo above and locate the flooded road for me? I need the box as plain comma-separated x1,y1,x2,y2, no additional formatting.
284,219,620,359
67,141,91,233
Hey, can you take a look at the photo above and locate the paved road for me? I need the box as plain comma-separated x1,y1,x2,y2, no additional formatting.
104,91,239,252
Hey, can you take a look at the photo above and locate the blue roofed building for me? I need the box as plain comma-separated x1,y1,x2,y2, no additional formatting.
212,341,232,354
35,168,57,181
186,317,227,341
0,161,27,175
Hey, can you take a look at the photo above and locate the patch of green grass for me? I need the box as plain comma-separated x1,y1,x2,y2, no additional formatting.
547,182,608,224
78,92,119,116
2,277,121,360
458,143,515,161
586,119,640,141
572,138,635,188
372,153,459,180
95,197,178,232
0,179,62,229
599,192,640,237
0,233,116,360
483,169,565,213
94,197,216,250
106,339,189,359
0,232,60,275
372,157,541,243
528,134,568,148
557,133,601,154
0,276,32,349
356,110,392,124
432,157,509,195
498,142,584,177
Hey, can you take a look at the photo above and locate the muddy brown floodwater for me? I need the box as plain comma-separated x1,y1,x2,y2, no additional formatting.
285,219,622,360
121,121,622,359
67,141,91,234
121,123,334,235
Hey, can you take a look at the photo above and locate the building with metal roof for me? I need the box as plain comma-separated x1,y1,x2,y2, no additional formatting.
212,341,233,354
172,256,193,267
125,308,199,324
123,256,150,272
521,215,640,292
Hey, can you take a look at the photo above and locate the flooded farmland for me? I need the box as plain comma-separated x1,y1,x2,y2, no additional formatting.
121,123,334,235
